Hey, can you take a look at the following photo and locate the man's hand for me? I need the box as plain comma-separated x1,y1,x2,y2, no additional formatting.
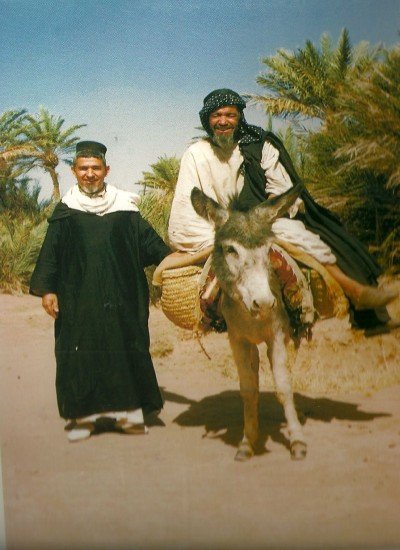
42,293,59,319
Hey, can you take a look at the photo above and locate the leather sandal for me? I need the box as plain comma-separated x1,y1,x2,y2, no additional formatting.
117,422,149,435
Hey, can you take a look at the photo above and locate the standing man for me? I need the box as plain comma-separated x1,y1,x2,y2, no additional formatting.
168,88,397,329
30,141,170,442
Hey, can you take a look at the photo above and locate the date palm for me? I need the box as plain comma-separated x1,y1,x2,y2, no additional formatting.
333,46,400,191
0,109,31,181
252,31,398,271
251,28,381,121
136,155,180,302
330,46,400,271
139,155,180,195
0,108,85,200
137,155,180,239
21,108,86,200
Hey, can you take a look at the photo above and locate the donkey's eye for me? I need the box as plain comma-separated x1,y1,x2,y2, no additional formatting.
225,245,238,257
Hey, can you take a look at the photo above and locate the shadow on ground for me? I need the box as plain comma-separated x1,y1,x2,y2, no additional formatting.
162,388,390,455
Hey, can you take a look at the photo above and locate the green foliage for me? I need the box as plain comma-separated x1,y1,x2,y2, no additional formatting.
0,213,47,294
140,189,172,242
252,28,381,121
0,109,27,155
137,155,180,303
332,46,400,190
0,107,85,201
304,46,400,268
21,108,86,200
0,110,33,181
0,176,51,219
0,106,80,293
253,31,398,272
138,155,180,194
23,107,84,164
266,116,307,178
374,226,400,275
137,155,180,239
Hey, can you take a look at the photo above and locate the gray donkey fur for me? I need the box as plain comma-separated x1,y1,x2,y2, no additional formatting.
191,185,307,461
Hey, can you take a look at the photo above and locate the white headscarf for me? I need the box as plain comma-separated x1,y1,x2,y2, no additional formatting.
62,184,140,216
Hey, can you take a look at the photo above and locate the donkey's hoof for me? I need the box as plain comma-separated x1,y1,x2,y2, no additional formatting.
290,440,307,460
234,442,254,462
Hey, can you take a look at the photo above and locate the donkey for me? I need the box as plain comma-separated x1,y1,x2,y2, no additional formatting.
191,185,307,461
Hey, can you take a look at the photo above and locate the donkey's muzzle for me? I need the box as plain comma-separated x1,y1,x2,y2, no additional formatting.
250,297,277,318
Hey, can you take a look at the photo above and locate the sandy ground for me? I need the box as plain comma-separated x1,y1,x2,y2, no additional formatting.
1,293,400,550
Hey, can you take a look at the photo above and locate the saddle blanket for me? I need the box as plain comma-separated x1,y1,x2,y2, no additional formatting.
199,243,348,338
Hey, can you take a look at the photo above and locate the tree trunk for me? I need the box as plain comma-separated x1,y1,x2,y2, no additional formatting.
47,167,60,201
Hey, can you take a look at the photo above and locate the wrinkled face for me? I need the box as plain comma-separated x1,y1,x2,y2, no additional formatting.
213,215,279,319
71,156,110,194
208,105,240,139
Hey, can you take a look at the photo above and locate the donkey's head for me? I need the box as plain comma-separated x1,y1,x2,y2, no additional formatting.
191,184,302,319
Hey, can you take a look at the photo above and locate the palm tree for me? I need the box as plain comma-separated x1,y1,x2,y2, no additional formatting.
136,155,180,302
137,155,180,238
138,155,180,195
332,46,400,191
21,108,86,200
0,109,27,146
249,31,397,271
0,109,31,181
0,108,85,201
329,46,400,271
251,29,381,122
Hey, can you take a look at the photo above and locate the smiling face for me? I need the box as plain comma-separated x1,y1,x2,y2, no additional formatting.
208,105,240,145
71,156,110,194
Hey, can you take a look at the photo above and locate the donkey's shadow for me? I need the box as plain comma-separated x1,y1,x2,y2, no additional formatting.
163,389,390,455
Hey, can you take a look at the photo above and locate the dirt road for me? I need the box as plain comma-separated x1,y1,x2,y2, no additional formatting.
1,294,400,549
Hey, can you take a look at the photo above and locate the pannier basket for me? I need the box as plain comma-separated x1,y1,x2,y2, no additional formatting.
160,265,203,330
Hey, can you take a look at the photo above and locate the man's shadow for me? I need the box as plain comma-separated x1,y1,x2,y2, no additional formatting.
156,388,390,456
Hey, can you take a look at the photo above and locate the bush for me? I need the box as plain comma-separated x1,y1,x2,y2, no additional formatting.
0,213,47,294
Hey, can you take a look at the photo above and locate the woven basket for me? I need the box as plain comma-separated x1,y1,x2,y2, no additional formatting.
160,265,203,330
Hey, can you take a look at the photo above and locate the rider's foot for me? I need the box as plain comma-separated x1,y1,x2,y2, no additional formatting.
353,287,398,311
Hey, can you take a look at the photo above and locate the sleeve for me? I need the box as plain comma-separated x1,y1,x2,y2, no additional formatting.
261,141,303,218
29,221,62,296
137,215,171,268
167,148,215,253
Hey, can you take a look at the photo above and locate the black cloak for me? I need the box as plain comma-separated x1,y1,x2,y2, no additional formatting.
30,203,170,419
198,88,389,328
237,131,389,328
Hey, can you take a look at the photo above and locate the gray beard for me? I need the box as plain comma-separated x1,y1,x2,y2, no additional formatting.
211,132,237,150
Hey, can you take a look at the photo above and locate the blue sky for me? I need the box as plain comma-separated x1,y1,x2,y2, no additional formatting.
1,0,399,198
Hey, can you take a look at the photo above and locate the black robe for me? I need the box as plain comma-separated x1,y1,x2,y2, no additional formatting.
30,203,170,419
237,131,389,328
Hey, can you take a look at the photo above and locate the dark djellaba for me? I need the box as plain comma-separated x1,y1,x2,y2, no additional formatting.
30,141,172,442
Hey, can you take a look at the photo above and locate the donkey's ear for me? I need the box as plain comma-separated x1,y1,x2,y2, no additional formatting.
253,183,304,223
191,187,228,227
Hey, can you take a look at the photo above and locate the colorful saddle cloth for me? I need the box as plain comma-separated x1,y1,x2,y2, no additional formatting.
199,242,349,338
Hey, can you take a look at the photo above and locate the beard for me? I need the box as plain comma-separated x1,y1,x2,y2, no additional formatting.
211,131,237,150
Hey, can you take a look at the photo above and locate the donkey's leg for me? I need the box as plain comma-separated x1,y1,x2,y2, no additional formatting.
266,331,307,460
229,335,260,461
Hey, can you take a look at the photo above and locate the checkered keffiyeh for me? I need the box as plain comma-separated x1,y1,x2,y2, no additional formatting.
199,88,264,145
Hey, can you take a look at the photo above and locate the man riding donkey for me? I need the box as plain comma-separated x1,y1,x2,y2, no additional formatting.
156,88,397,333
